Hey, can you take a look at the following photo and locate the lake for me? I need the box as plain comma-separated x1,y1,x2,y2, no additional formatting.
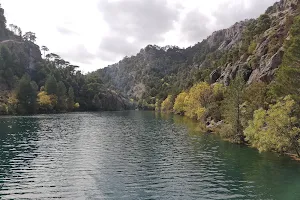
0,111,300,199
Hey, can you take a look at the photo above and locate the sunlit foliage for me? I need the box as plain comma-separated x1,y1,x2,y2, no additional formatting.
245,96,300,157
161,95,174,112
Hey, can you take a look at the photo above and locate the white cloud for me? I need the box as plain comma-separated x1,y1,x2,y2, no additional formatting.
1,0,278,72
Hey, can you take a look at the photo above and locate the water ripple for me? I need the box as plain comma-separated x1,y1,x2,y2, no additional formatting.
1,112,300,199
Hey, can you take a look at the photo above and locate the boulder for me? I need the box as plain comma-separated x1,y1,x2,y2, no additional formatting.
210,68,221,83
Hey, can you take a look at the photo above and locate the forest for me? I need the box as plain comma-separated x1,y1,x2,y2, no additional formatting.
0,4,130,115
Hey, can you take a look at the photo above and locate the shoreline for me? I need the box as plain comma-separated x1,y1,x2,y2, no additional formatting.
160,110,300,162
2,109,300,162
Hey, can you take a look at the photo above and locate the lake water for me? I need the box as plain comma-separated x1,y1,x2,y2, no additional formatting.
0,111,300,199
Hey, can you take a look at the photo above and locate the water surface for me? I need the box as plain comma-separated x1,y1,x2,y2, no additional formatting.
0,111,300,199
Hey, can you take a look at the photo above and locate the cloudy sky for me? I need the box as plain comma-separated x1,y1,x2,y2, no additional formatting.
1,0,277,72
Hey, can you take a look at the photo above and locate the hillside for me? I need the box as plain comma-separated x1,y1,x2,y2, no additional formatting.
1,0,299,114
0,4,131,114
95,0,299,108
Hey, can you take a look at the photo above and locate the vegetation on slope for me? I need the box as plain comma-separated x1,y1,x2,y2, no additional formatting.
0,4,130,115
96,0,299,110
157,13,300,158
1,0,300,159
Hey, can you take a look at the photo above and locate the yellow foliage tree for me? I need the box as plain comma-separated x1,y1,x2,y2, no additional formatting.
213,83,225,101
155,99,162,111
184,82,213,121
0,103,8,114
37,91,57,112
161,95,174,112
8,92,19,105
74,102,80,109
245,96,300,157
7,92,19,114
173,92,188,115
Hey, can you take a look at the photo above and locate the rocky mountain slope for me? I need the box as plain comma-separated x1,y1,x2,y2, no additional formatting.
217,0,299,84
96,0,299,105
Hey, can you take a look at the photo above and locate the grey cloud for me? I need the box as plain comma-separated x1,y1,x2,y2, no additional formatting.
56,26,78,36
99,0,179,42
212,0,278,30
98,35,140,61
60,44,95,64
179,0,278,44
180,10,212,43
97,0,180,61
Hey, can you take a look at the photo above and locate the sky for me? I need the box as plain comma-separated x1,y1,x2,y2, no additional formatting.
1,0,278,72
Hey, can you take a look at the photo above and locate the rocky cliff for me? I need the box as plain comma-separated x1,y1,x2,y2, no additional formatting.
97,0,300,103
0,40,42,71
215,0,299,85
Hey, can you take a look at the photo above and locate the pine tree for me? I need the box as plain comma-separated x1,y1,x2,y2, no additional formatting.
67,87,75,111
16,74,37,114
45,75,57,95
57,81,67,111
221,76,245,143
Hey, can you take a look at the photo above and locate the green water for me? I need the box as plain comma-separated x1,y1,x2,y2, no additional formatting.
0,111,300,199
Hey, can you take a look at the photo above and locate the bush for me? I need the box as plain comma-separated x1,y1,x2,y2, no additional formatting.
74,102,80,109
248,41,257,55
0,103,8,115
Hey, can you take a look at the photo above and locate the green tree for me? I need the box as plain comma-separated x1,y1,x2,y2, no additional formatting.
221,76,245,143
270,16,300,101
17,27,22,38
242,82,268,126
56,81,67,111
248,41,257,55
245,96,300,157
45,75,57,95
23,31,36,42
41,46,49,58
67,86,75,111
255,14,271,34
269,65,300,100
16,74,37,114
92,94,101,110
0,4,7,38
283,16,300,66
207,83,226,121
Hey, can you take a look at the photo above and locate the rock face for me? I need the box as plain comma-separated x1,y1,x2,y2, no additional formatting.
210,68,221,83
0,40,42,72
215,0,299,85
0,40,42,102
0,5,42,73
97,0,299,100
248,48,284,83
97,90,133,111
207,20,251,51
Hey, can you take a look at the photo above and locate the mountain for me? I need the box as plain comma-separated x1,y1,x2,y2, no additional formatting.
0,0,299,114
0,4,131,114
95,0,299,108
